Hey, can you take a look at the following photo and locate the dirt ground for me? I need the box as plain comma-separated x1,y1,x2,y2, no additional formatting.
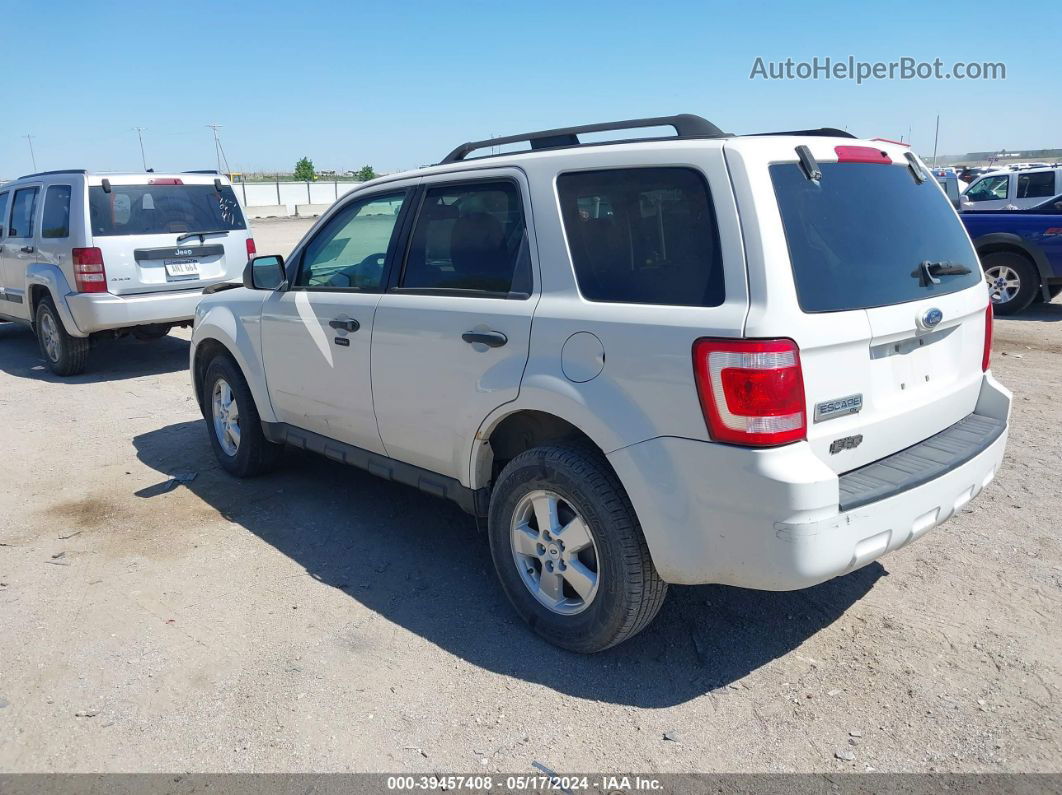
0,217,1059,773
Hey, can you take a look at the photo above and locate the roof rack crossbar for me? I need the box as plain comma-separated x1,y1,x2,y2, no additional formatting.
17,169,89,179
440,114,726,164
746,128,856,139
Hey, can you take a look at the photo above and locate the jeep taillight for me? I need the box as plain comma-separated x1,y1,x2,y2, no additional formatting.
982,303,993,372
692,338,806,447
72,247,107,293
246,237,256,260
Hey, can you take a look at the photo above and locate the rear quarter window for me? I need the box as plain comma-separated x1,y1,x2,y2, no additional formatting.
771,162,982,312
42,185,72,238
557,167,724,307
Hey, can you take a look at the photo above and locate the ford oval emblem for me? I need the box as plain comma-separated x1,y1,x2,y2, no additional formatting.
921,307,943,329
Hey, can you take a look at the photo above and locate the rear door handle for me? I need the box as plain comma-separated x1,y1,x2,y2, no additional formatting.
20,246,34,254
462,330,508,348
328,318,360,332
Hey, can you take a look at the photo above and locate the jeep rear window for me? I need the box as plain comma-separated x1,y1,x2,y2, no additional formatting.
88,184,246,236
557,167,724,307
771,162,981,312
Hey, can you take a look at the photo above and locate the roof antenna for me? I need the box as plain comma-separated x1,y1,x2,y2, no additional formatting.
796,145,821,181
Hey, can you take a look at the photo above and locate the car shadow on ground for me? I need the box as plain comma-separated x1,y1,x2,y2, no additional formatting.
0,322,189,383
133,420,884,708
1005,301,1062,322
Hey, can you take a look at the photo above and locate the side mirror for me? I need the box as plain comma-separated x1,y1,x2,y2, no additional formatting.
243,255,286,290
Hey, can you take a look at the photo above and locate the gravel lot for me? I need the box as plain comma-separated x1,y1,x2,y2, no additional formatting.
0,217,1059,773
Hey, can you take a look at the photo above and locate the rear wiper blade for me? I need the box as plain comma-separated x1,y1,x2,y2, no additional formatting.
175,230,231,244
912,260,972,286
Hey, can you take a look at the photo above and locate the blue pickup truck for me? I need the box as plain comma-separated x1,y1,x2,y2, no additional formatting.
961,194,1062,314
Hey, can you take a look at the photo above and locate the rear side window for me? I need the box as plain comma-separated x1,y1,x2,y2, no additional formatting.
1017,171,1056,199
965,175,1009,202
400,181,530,295
0,192,9,237
9,187,40,238
771,162,982,313
557,167,724,307
88,184,246,236
42,185,72,238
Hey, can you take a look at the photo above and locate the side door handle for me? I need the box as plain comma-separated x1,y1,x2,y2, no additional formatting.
20,245,34,254
462,330,508,348
328,318,360,332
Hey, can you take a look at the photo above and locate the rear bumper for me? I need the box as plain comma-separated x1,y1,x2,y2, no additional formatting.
64,288,205,335
608,373,1011,589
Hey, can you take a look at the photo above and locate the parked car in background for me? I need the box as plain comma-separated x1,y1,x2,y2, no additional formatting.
961,166,1062,210
962,193,1062,314
958,166,995,185
190,114,1010,652
931,169,967,207
0,170,254,375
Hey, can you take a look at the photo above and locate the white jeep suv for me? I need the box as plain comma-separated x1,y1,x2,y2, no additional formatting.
190,115,1011,652
0,170,254,375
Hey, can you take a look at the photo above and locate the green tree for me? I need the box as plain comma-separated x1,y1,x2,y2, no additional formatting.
293,156,316,182
354,165,377,181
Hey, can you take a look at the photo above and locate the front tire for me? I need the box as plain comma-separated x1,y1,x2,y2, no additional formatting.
35,296,89,376
983,251,1038,315
488,443,667,653
202,355,281,477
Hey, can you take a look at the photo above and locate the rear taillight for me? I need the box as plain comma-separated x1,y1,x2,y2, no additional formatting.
982,303,993,372
246,237,257,260
72,248,107,293
693,338,807,447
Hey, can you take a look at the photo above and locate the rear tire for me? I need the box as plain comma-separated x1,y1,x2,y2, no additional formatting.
982,251,1038,315
202,354,282,477
487,443,667,653
35,296,89,376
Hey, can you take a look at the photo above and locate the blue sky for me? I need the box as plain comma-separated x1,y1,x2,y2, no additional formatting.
2,0,1057,176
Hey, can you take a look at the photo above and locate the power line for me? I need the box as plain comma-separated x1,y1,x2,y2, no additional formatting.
206,123,229,175
133,127,148,171
24,134,37,171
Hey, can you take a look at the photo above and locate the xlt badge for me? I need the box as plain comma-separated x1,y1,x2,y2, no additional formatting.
814,394,863,423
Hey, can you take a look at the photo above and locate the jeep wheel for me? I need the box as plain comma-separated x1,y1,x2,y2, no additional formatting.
983,252,1038,315
202,355,282,477
488,444,667,653
35,297,89,376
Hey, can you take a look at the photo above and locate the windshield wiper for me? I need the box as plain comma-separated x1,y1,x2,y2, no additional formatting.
912,260,972,286
176,230,231,244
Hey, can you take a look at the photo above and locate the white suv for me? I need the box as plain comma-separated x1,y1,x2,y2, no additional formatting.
190,115,1011,652
0,170,255,375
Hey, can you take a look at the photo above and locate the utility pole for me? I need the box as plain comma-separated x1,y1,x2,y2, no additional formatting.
133,127,148,171
24,134,37,171
932,114,940,166
207,123,224,174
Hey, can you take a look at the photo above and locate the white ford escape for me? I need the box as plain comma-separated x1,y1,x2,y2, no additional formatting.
0,170,254,375
190,115,1010,652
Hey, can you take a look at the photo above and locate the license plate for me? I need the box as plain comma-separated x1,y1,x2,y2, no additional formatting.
164,258,199,279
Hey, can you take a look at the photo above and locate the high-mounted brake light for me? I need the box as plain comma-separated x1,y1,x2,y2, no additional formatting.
693,338,807,447
982,303,993,372
148,178,183,185
246,237,257,260
835,145,892,165
72,248,107,293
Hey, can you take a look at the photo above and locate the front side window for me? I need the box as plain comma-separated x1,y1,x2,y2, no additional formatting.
0,192,9,237
295,192,407,289
42,185,72,239
557,167,724,307
9,187,40,238
88,184,245,236
1017,171,1056,199
965,174,1009,202
400,181,529,295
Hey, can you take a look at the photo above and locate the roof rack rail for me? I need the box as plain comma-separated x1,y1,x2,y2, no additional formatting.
17,168,89,179
440,114,727,164
746,128,856,139
183,169,222,174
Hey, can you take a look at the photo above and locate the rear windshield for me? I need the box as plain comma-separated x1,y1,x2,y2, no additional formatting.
771,163,981,312
88,184,245,237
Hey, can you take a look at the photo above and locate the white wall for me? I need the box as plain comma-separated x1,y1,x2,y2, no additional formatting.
232,180,363,213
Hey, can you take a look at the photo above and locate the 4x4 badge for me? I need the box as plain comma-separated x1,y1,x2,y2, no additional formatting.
814,394,863,423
